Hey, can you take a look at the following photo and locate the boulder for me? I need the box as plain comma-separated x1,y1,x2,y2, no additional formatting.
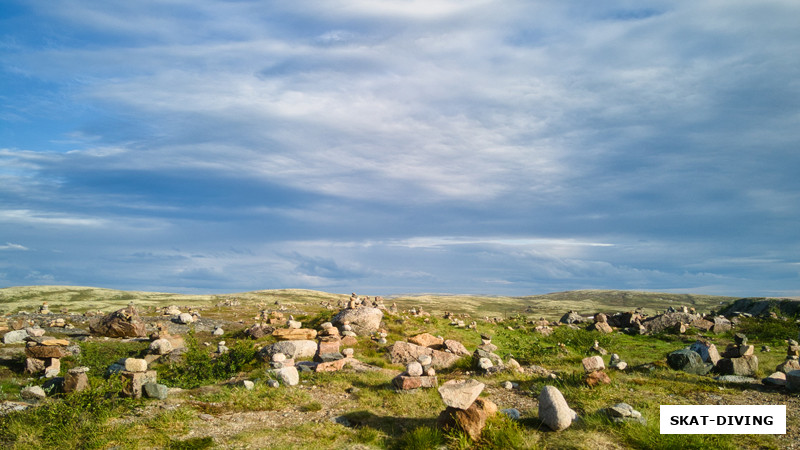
273,366,300,386
437,398,497,441
331,307,383,336
20,385,47,401
559,311,587,324
689,340,721,365
667,349,712,375
538,386,578,431
89,305,147,338
785,370,800,392
409,333,444,348
259,340,318,361
64,368,89,393
438,379,484,410
710,316,732,334
715,355,758,377
3,329,29,344
640,312,698,334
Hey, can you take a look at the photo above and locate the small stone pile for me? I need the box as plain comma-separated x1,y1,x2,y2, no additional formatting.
24,336,71,378
589,313,613,334
473,336,505,374
689,339,721,366
147,322,186,363
393,355,437,390
609,353,627,371
603,403,646,425
775,339,800,374
89,305,147,338
268,352,300,386
437,379,497,440
582,355,611,386
39,302,51,314
716,333,758,377
316,322,343,362
120,358,158,398
589,340,608,355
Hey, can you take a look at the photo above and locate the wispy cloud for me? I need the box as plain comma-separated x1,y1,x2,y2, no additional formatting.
0,242,28,251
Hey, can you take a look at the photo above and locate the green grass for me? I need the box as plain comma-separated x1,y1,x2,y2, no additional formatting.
159,330,258,388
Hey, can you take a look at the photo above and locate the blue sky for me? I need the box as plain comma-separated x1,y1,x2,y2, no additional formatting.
1,0,799,297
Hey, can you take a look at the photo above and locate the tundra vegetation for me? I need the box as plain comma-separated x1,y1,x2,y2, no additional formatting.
0,286,796,449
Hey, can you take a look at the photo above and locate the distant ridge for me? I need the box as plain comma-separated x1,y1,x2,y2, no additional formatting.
0,285,744,319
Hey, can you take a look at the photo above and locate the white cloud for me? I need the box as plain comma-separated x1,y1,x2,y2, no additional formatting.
0,242,28,251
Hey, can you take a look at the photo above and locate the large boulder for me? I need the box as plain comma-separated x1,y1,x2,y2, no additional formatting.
559,311,587,324
332,307,383,336
390,341,461,369
715,355,758,377
259,340,317,361
89,306,147,338
641,312,699,334
667,349,712,375
538,386,578,431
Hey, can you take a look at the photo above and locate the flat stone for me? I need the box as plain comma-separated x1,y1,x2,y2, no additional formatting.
3,329,29,344
443,339,470,356
438,379,484,410
763,371,787,387
20,385,46,401
393,375,438,390
409,333,444,348
272,328,318,341
25,345,67,359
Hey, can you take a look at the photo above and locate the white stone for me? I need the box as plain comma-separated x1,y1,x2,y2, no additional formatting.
275,366,300,386
582,355,605,373
272,353,287,362
212,327,224,336
124,358,148,373
538,386,578,431
177,313,194,324
149,338,173,355
407,361,423,377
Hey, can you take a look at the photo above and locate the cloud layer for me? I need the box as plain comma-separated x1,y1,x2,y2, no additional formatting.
1,0,799,296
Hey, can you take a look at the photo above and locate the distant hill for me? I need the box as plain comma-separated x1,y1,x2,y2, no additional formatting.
0,285,744,320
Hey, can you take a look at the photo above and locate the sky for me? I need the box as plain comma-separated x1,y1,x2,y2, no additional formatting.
1,0,799,297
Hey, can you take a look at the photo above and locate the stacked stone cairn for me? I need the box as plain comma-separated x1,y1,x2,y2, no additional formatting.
715,333,758,377
64,366,90,393
316,322,344,363
609,353,627,371
24,336,71,378
473,335,505,374
393,354,437,390
268,352,300,386
776,338,800,390
582,355,611,386
589,313,613,334
119,358,159,399
437,379,497,440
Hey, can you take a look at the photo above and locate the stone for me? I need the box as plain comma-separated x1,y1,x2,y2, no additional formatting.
605,403,646,425
667,349,712,375
177,313,194,324
406,361,424,377
776,358,800,374
538,385,578,431
443,339,470,356
437,398,497,441
25,345,67,359
316,352,344,363
21,385,47,401
689,340,721,365
595,313,608,323
124,358,148,373
25,357,46,375
212,327,224,336
763,371,787,387
267,379,280,388
585,370,611,386
438,379,484,410
149,338,173,355
64,369,89,393
591,322,614,334
409,333,444,348
715,375,758,384
122,370,158,398
44,358,61,378
274,366,300,386
341,335,358,347
342,348,355,357
317,340,341,355
143,382,169,400
244,324,273,339
287,320,302,329
239,380,255,390
559,311,587,324
393,375,438,390
734,333,748,345
715,355,758,377
331,307,383,336
272,353,287,362
38,338,70,346
390,341,461,369
418,354,433,366
711,316,732,334
260,340,318,361
3,329,29,344
582,356,605,373
89,305,147,338
501,408,521,420
272,328,318,341
25,327,45,337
